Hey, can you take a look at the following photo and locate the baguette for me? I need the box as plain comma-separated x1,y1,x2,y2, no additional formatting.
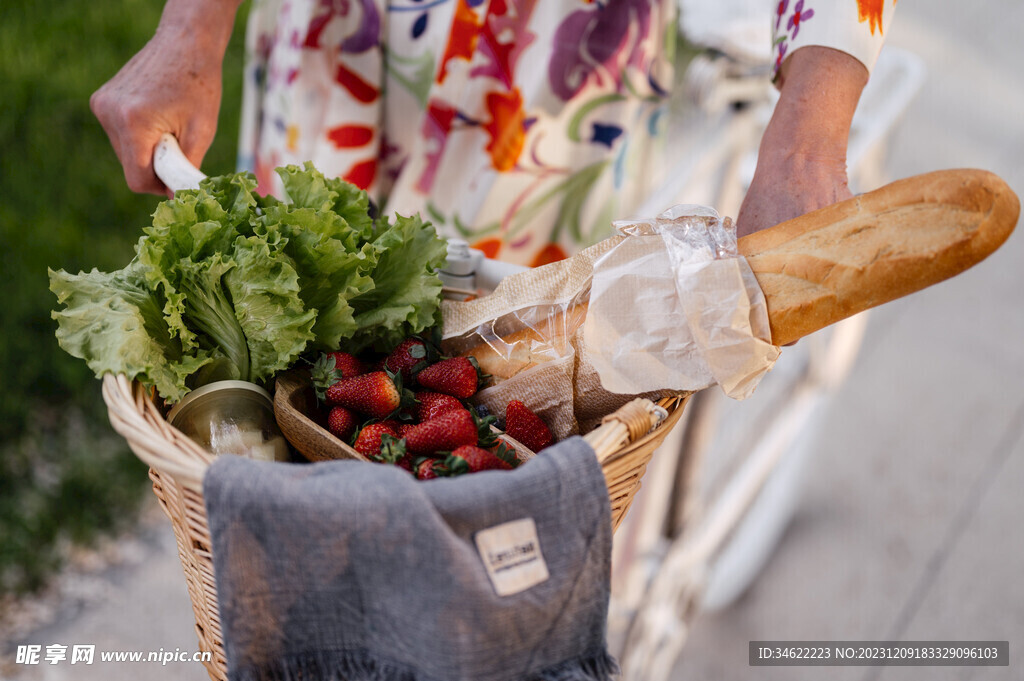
739,169,1018,345
460,169,1019,377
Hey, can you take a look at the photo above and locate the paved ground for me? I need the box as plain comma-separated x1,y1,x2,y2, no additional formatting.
671,1,1024,678
3,1,1021,680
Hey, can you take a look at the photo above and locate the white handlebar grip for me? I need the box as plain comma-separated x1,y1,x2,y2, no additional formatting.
153,133,207,193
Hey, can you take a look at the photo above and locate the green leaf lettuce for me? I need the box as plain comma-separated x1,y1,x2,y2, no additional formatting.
50,163,446,401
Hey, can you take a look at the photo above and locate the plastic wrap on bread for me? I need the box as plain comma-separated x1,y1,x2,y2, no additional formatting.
587,205,779,399
439,239,685,438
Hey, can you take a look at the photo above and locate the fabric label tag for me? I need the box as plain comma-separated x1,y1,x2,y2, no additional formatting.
474,518,550,597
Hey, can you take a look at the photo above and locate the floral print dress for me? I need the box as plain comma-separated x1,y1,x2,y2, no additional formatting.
239,0,897,266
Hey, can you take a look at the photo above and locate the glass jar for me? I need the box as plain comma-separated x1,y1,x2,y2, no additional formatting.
167,380,290,462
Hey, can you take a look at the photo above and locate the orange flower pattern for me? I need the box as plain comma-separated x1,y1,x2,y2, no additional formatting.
857,0,895,35
483,89,526,172
472,237,503,260
437,0,484,85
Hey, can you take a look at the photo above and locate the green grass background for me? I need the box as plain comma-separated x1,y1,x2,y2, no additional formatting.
0,0,249,594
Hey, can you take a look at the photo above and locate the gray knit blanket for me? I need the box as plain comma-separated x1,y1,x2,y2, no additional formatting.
203,435,617,681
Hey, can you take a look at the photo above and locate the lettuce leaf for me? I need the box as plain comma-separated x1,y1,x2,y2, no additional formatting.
48,262,213,403
224,235,316,383
50,164,446,401
349,213,448,352
258,204,376,349
276,162,374,243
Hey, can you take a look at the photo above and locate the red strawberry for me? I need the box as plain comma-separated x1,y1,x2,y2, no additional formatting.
414,391,465,422
397,423,418,439
416,357,482,399
371,432,421,472
353,422,399,459
504,400,554,452
491,440,520,468
395,452,417,472
404,409,480,456
444,445,513,475
326,406,358,442
325,371,401,419
326,351,366,379
376,431,413,470
311,351,366,402
384,338,429,382
415,458,448,481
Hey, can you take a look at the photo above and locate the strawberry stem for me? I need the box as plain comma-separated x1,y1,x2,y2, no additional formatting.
472,410,499,449
467,355,492,389
378,433,406,464
310,354,341,402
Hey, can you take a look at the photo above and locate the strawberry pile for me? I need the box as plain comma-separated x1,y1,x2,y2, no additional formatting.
311,333,554,480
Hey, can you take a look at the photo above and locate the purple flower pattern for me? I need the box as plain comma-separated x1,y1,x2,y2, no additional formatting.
775,0,789,30
773,0,816,79
787,0,815,39
548,0,655,102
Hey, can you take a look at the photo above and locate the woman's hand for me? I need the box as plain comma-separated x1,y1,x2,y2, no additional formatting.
736,46,869,238
90,0,242,195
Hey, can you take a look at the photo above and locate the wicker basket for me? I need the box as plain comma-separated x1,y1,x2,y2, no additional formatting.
102,373,688,681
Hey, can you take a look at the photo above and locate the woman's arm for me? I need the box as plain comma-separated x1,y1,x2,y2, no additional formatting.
735,45,868,237
90,0,244,195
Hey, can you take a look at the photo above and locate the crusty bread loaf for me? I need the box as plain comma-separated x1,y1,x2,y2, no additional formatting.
739,169,1018,345
462,169,1018,375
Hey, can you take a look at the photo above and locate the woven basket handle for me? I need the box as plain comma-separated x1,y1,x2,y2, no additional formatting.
584,397,672,465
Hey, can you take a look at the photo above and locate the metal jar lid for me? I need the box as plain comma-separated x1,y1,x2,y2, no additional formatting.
166,380,273,425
